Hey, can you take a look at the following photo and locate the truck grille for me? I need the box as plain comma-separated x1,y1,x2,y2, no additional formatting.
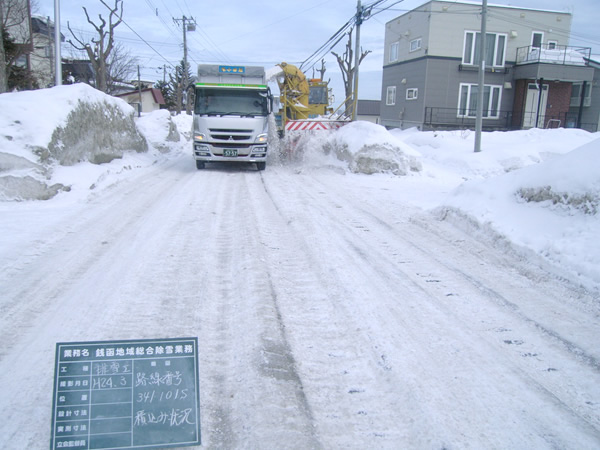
209,128,253,141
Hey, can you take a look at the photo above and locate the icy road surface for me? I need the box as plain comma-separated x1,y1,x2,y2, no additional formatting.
1,155,599,449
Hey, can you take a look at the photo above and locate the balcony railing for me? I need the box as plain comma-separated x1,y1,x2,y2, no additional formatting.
423,107,513,130
516,44,591,66
423,107,598,132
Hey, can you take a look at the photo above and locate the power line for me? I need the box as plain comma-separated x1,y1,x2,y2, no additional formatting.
120,18,174,67
300,17,356,71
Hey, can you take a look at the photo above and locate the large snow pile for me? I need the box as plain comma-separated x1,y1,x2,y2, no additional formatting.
0,84,148,200
394,127,595,179
287,121,422,175
440,137,600,288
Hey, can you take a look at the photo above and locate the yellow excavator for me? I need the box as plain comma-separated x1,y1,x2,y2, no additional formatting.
275,62,348,135
276,62,331,121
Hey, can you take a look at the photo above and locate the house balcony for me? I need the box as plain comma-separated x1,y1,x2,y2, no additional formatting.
516,44,591,66
514,44,594,82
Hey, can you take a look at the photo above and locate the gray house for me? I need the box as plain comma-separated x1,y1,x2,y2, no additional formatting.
381,0,597,132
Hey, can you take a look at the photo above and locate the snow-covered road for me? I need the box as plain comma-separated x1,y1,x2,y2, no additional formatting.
1,153,599,449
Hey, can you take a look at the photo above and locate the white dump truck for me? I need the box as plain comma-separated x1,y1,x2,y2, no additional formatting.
192,65,273,170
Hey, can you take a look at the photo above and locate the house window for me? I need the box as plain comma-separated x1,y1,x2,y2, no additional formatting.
458,83,502,118
571,82,592,107
389,41,399,62
462,31,507,67
386,86,396,105
532,32,544,48
547,40,558,50
406,88,418,100
409,38,422,52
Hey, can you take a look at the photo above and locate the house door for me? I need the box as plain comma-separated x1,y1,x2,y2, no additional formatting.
523,82,548,128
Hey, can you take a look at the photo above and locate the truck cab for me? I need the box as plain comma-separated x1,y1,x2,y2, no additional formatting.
193,65,272,171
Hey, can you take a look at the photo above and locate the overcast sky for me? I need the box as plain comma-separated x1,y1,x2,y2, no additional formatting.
36,0,600,101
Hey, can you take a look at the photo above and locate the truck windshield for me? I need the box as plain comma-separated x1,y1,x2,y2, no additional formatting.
195,88,269,116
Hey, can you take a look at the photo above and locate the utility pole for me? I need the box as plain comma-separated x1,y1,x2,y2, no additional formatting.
54,0,62,86
352,0,363,121
173,15,196,113
474,0,487,152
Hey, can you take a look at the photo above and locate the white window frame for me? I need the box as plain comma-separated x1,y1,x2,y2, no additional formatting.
389,41,399,62
547,40,558,50
462,31,507,67
531,31,544,48
406,88,418,100
386,86,397,106
457,83,502,118
409,38,422,52
571,82,592,107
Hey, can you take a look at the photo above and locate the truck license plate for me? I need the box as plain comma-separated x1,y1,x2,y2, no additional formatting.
223,149,238,157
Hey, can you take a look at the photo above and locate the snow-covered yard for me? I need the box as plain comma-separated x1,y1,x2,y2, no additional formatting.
0,85,598,448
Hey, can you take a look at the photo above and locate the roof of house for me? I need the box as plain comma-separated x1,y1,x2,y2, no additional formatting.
31,16,65,41
116,88,165,105
403,0,569,15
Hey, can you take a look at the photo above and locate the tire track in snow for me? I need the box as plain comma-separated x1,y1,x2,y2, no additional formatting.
256,169,449,448
155,167,321,448
257,167,600,448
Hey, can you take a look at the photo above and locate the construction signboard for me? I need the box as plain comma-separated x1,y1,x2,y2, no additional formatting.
50,338,201,449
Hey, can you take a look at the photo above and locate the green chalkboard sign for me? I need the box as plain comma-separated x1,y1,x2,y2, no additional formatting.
50,338,201,449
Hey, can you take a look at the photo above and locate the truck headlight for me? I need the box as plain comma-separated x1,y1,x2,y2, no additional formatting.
255,133,267,143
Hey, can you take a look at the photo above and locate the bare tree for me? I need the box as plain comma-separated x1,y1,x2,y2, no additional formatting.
0,2,7,93
331,28,370,117
67,0,123,93
1,0,35,92
105,41,137,94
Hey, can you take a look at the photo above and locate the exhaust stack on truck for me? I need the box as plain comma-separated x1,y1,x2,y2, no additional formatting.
192,65,273,171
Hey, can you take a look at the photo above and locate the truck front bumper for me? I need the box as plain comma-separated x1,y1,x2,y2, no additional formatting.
193,142,267,163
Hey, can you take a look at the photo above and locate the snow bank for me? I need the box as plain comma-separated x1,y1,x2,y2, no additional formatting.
394,127,594,179
0,84,148,200
439,136,600,290
136,109,181,153
292,121,423,175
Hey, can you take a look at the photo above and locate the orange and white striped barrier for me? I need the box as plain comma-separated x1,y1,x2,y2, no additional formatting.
285,120,349,132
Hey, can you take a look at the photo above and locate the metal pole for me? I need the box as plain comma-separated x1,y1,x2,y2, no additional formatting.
576,80,586,128
54,0,62,86
474,0,487,152
535,78,544,128
352,0,362,121
137,65,142,116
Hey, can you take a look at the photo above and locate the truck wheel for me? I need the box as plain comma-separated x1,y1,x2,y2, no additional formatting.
196,161,205,170
256,162,266,171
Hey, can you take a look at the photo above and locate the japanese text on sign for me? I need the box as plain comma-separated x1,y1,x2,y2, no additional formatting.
50,338,201,450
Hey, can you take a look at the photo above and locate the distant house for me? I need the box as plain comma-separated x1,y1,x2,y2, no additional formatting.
381,0,597,132
2,0,33,85
30,16,64,88
115,88,166,113
357,100,381,124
